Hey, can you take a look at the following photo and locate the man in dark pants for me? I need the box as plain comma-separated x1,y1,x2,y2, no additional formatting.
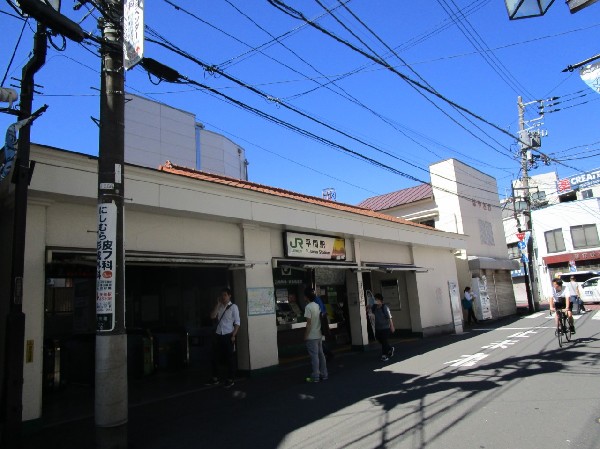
371,293,395,361
207,288,240,388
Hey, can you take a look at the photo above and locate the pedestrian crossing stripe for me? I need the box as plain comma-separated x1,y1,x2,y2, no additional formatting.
593,311,600,320
543,314,583,320
525,312,545,319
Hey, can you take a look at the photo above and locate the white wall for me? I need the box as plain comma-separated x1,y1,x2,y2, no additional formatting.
431,159,509,259
199,128,247,180
412,245,460,336
22,202,47,421
125,95,196,169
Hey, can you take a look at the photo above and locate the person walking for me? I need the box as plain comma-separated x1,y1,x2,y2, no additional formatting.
207,288,240,388
567,275,586,313
463,286,478,325
371,293,395,361
303,288,328,383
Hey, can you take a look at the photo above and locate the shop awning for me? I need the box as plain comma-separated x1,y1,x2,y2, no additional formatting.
468,256,520,271
543,249,600,265
363,263,429,273
272,258,360,270
47,247,266,269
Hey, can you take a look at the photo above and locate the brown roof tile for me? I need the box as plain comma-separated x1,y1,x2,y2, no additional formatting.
357,184,433,211
158,161,433,231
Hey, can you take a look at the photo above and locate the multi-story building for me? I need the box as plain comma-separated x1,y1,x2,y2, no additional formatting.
125,94,249,179
503,168,600,303
358,159,519,321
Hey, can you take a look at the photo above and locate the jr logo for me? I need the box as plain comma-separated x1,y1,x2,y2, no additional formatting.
289,238,303,249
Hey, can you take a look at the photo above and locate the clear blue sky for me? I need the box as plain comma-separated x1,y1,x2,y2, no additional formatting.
2,0,599,205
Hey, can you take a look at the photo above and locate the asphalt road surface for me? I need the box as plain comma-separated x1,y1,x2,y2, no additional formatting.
23,310,600,449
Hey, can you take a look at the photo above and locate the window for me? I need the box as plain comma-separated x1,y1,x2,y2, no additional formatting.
507,243,520,259
582,189,593,199
571,224,600,249
545,228,565,253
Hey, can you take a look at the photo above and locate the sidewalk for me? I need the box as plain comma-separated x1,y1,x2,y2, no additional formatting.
21,318,519,449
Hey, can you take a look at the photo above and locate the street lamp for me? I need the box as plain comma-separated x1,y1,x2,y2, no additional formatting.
505,0,555,19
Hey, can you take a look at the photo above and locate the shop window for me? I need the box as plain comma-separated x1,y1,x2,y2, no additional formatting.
544,228,565,253
571,224,600,249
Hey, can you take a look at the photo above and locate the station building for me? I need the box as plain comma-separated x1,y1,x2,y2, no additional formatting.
0,144,467,425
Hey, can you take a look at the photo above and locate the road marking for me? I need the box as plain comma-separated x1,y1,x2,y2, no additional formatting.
507,330,537,338
481,339,519,349
445,353,489,367
593,311,600,320
525,312,545,319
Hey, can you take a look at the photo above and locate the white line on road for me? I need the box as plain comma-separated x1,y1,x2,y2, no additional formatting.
593,311,600,320
525,312,545,319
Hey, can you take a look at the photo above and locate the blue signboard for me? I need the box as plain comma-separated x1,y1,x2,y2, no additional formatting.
517,241,526,250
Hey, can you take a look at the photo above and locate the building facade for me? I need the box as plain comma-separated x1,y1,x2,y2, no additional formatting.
0,145,467,425
124,94,248,179
359,159,519,321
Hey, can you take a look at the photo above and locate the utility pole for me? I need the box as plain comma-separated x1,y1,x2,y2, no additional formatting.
517,96,536,314
95,0,128,439
1,21,47,448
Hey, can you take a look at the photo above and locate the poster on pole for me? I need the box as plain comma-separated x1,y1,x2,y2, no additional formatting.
124,0,144,70
97,202,117,331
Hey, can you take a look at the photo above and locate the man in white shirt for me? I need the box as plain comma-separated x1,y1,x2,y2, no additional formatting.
207,288,240,388
303,288,328,383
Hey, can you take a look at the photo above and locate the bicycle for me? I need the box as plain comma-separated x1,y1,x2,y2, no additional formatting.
554,307,572,347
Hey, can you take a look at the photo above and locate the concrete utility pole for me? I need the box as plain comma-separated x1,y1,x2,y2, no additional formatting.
517,96,536,314
1,22,46,449
95,0,128,437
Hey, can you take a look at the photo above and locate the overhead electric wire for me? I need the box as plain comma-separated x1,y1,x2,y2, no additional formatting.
220,0,508,174
136,58,504,208
436,0,536,101
1,16,27,87
144,29,506,198
325,0,517,169
267,0,583,175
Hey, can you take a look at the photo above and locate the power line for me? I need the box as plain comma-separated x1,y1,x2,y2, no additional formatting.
144,30,507,198
436,0,536,101
137,57,506,208
1,17,28,87
267,0,583,175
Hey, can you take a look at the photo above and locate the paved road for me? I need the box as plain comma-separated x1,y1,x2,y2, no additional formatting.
23,310,600,449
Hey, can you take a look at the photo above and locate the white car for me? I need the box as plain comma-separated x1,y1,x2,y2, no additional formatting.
581,277,600,304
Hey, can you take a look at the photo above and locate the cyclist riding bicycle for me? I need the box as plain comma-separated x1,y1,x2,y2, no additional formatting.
550,279,575,334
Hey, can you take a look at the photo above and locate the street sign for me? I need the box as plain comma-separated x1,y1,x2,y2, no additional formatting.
517,241,526,250
516,232,525,241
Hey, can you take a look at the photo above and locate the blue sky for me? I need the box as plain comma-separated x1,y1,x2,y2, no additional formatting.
1,0,599,205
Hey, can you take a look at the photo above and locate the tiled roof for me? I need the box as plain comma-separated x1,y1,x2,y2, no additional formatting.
357,184,433,211
158,161,433,230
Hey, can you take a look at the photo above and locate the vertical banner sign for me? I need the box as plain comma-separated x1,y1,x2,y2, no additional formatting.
97,202,117,331
124,0,144,70
580,61,600,95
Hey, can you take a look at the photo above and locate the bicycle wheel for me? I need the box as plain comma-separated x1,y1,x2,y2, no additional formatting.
556,318,563,347
564,317,572,342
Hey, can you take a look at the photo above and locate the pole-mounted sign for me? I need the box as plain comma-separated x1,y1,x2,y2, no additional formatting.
123,0,144,70
96,202,117,331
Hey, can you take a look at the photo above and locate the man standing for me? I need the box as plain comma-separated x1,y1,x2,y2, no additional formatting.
303,288,328,383
208,288,240,388
371,293,395,361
